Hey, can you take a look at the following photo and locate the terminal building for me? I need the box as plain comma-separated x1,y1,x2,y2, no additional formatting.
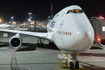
90,16,105,46
0,19,49,31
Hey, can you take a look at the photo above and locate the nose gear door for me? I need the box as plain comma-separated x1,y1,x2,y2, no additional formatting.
60,35,65,47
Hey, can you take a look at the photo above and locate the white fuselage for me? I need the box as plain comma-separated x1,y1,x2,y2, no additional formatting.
47,5,94,53
0,24,11,28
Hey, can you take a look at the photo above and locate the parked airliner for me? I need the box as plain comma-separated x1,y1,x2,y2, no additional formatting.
0,21,12,28
0,5,94,69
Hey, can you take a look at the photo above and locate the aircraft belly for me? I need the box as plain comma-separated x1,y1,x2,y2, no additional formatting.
58,35,88,52
62,35,80,50
54,34,83,52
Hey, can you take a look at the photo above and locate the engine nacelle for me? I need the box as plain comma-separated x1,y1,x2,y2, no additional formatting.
9,33,22,49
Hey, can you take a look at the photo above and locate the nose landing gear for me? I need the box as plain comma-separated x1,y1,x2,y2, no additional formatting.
69,53,79,69
58,52,80,69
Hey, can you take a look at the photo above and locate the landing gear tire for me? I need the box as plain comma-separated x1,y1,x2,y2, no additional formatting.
49,42,54,46
38,43,43,47
38,43,40,47
49,42,51,46
41,43,43,47
69,53,80,69
30,46,36,50
75,61,79,69
69,62,74,69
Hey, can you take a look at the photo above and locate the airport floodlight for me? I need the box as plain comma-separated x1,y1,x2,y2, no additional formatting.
11,17,13,19
11,16,14,20
99,15,104,20
48,16,50,19
28,12,32,21
28,12,32,15
28,18,31,21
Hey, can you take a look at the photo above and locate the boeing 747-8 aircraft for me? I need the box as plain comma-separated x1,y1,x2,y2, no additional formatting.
0,5,94,69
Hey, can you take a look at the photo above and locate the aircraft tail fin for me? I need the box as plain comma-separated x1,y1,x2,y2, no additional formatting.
7,20,12,25
51,2,53,19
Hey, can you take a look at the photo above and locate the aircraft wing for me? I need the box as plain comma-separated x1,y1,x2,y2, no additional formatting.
0,29,49,40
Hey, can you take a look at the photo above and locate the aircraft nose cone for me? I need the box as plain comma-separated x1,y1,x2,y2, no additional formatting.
74,27,94,51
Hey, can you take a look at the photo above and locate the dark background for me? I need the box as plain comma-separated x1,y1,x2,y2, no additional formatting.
0,0,105,21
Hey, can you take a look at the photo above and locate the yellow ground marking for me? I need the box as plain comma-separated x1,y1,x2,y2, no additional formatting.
37,57,40,59
53,61,59,63
80,66,82,68
30,51,40,53
17,51,41,54
28,52,30,53
32,54,35,56
32,51,40,52
17,52,43,56
54,66,59,68
20,47,23,49
19,54,31,56
81,60,85,62
17,52,31,54
54,68,69,70
61,51,70,63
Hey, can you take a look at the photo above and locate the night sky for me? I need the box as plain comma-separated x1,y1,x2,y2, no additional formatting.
0,0,105,21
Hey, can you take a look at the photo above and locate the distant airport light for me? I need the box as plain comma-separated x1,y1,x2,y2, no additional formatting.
48,16,50,19
98,38,101,41
11,16,14,21
28,12,32,21
100,15,102,18
11,16,13,19
28,12,32,15
99,16,104,20
28,18,31,21
0,19,2,22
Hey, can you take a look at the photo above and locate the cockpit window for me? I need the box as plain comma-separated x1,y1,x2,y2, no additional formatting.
78,9,83,13
71,10,78,13
66,9,83,14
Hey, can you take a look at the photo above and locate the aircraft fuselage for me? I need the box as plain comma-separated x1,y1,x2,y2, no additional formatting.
47,5,94,53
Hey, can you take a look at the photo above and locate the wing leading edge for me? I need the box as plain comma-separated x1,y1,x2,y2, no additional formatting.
0,29,49,40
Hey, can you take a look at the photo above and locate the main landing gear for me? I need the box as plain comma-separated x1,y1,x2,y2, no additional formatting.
69,53,79,69
37,38,44,47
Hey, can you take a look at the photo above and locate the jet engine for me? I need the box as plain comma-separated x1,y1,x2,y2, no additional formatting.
9,33,22,49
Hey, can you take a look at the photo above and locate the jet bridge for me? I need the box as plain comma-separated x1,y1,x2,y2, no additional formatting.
90,16,105,46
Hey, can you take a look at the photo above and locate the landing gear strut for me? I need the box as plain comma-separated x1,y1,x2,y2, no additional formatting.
69,53,79,69
37,38,44,47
